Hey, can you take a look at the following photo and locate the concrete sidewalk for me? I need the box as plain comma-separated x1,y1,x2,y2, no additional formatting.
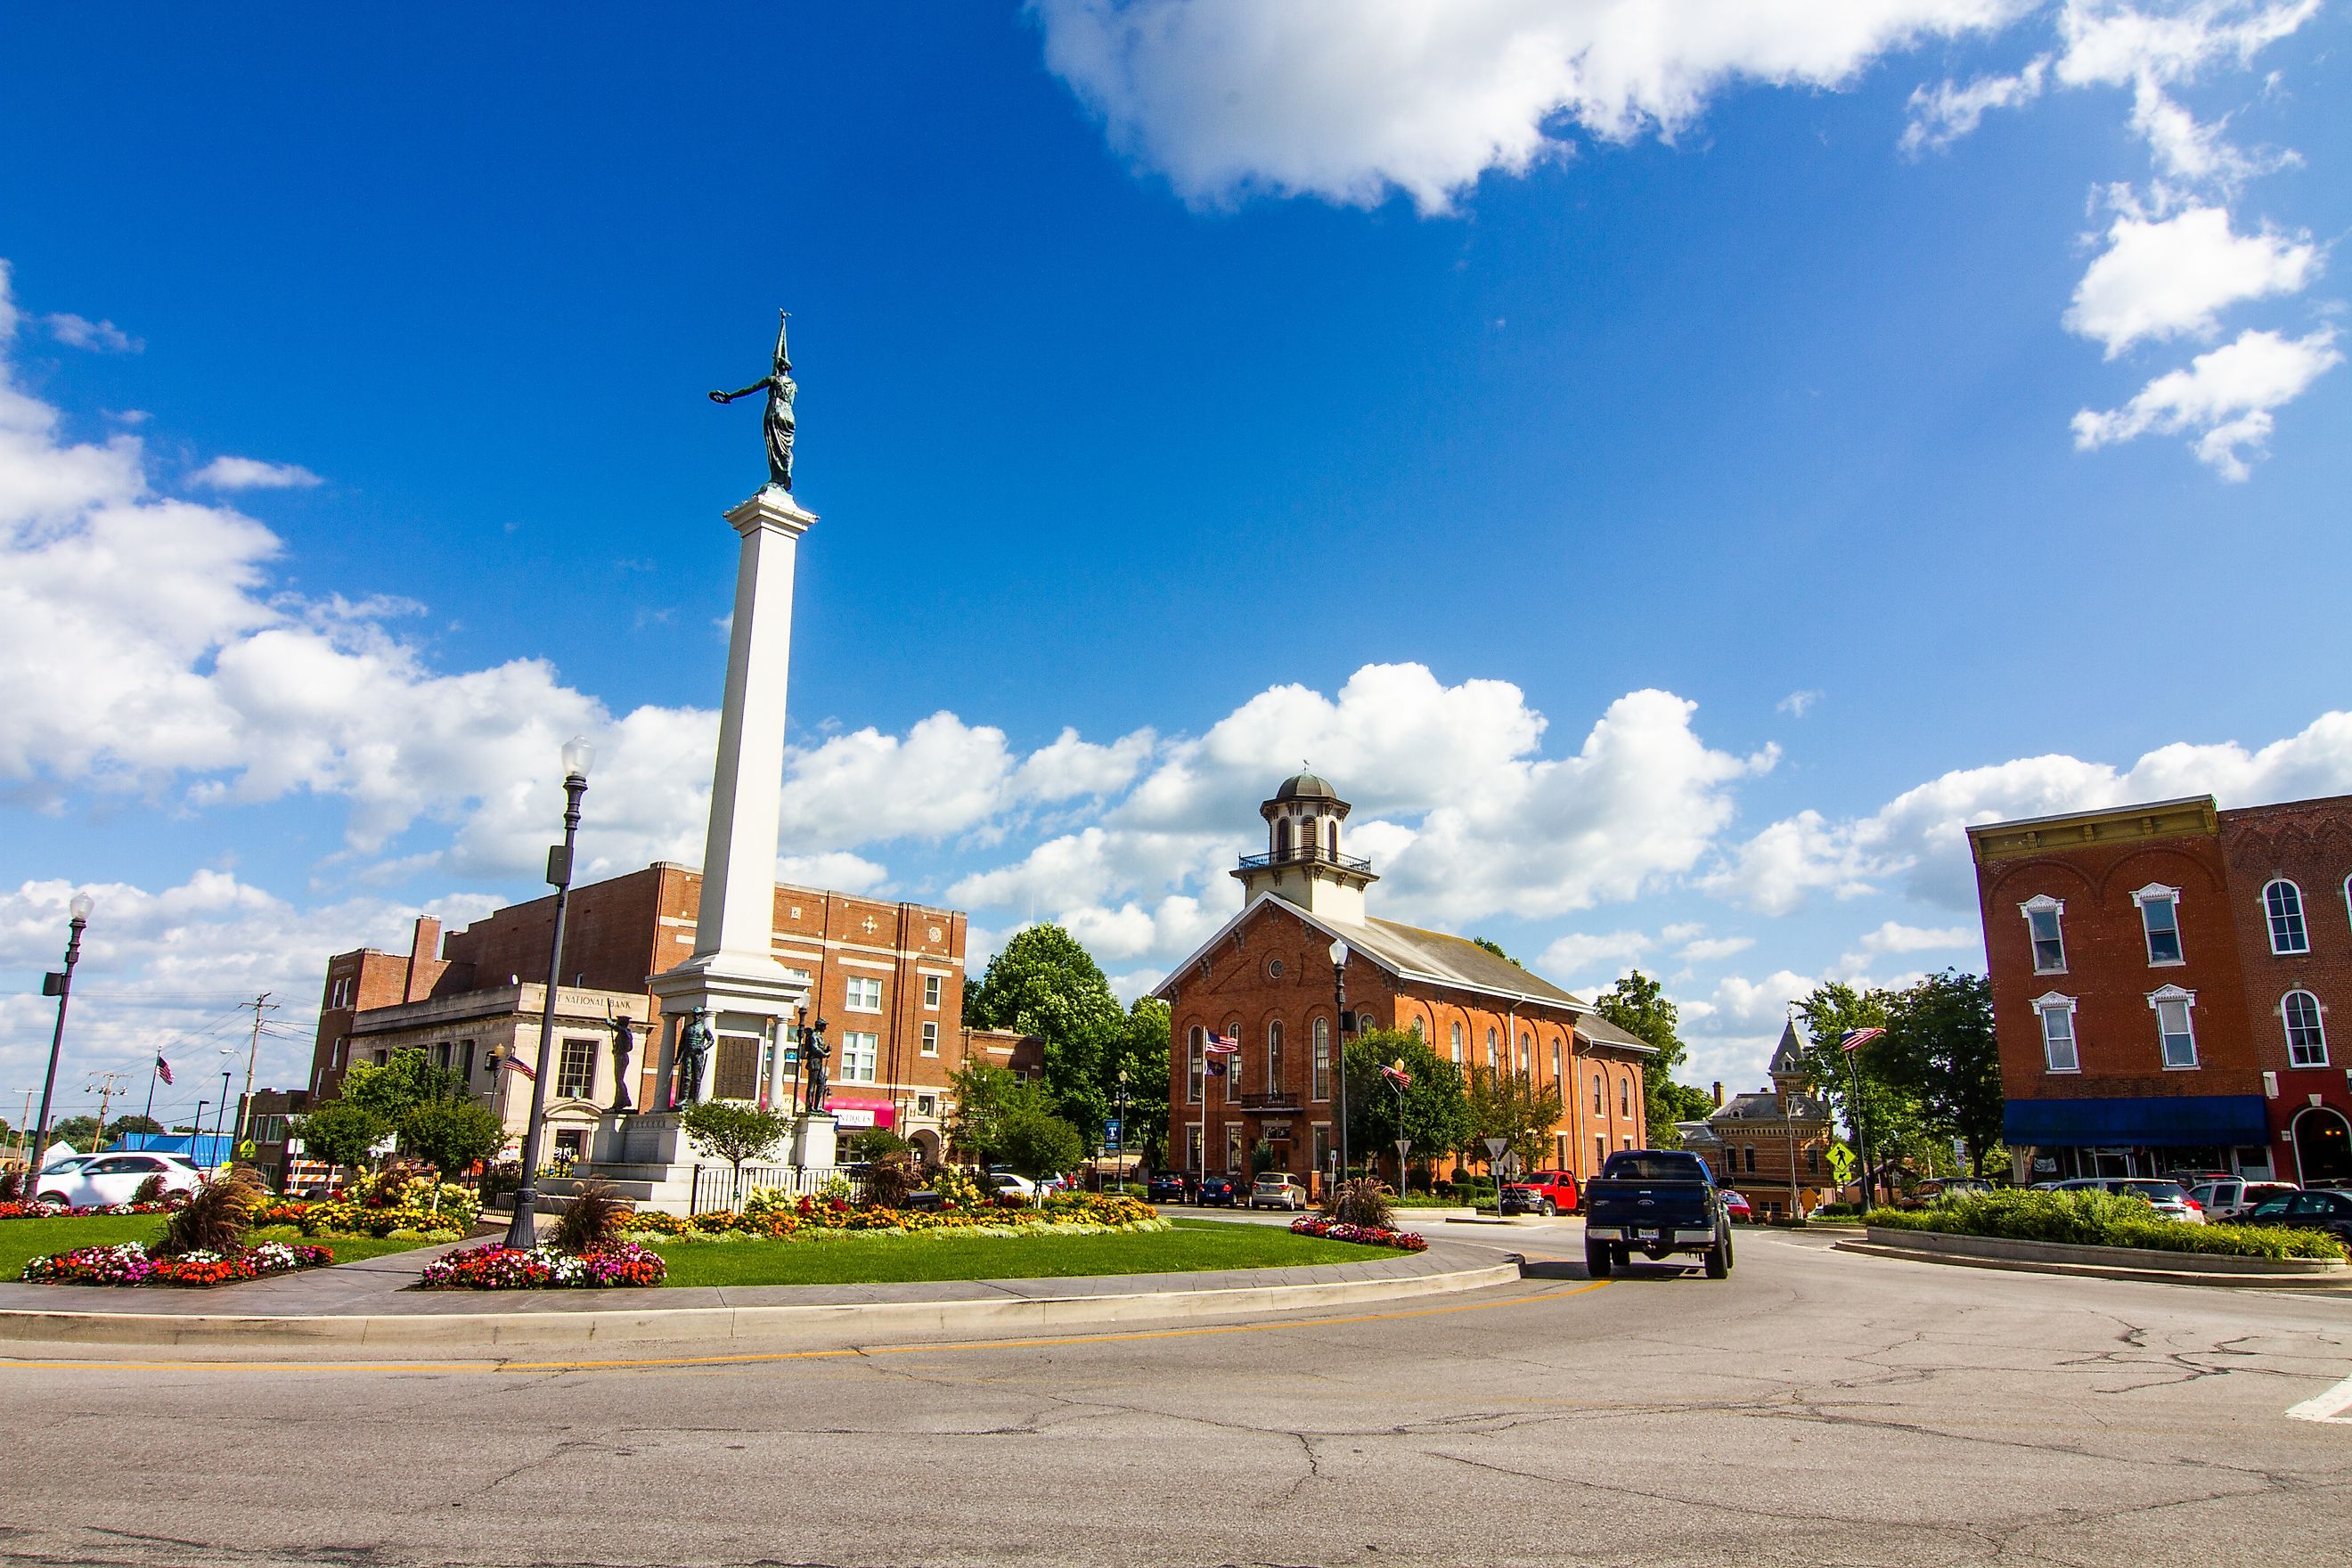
0,1236,1524,1349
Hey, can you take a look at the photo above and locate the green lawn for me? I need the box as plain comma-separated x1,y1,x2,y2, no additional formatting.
650,1217,1407,1288
2,1215,436,1281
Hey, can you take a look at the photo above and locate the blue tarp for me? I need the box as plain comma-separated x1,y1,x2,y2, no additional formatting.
2003,1094,2268,1148
119,1132,236,1166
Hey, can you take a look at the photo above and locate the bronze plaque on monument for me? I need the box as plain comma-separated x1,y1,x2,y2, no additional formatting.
712,1035,761,1102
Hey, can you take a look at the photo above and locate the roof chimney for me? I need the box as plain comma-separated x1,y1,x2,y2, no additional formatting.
1711,1081,1725,1107
404,917,442,1002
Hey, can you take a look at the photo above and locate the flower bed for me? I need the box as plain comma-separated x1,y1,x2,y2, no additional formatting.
2,1198,187,1221
1866,1189,2345,1262
250,1176,481,1240
20,1239,333,1286
620,1189,1167,1243
1289,1216,1428,1252
418,1241,667,1290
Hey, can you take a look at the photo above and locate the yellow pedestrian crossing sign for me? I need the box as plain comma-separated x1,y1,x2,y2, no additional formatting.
1826,1142,1856,1184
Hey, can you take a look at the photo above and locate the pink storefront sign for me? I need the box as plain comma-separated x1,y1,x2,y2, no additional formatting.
829,1098,895,1131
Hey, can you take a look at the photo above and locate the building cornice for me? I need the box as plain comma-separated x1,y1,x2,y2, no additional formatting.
1967,796,2217,863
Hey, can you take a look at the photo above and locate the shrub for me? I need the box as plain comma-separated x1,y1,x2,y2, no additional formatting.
816,1172,854,1206
1322,1175,1394,1229
997,1110,1084,1180
843,1127,914,1163
548,1180,631,1254
930,1165,988,1208
1866,1188,2345,1262
132,1173,168,1204
679,1100,789,1175
864,1149,924,1211
154,1169,259,1257
0,1167,21,1202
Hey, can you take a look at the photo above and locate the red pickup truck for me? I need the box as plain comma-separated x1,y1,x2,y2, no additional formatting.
1499,1169,1580,1216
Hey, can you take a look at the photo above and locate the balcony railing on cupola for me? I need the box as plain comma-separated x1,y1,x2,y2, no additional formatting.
1236,845,1372,873
1231,1090,1302,1112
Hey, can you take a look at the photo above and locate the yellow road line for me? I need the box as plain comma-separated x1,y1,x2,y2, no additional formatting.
0,1279,1609,1376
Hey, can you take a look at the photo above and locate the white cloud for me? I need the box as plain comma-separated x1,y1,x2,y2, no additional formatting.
1678,935,1755,963
1901,56,2048,153
2052,0,2320,183
1776,690,1822,717
188,456,323,491
1838,919,1979,970
1034,0,2030,213
45,313,143,354
2071,325,2340,478
1536,928,1655,975
775,852,890,895
2065,202,2318,356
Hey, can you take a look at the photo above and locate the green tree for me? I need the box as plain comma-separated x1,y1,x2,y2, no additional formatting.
1464,1064,1565,1171
996,1109,1084,1178
343,1049,464,1122
48,1115,100,1152
1470,937,1522,967
944,1056,1057,1166
1594,970,1715,1148
108,1114,165,1144
678,1100,790,1178
1105,996,1171,1165
1793,982,1934,1199
396,1098,509,1180
1878,970,2004,1179
964,925,1124,1140
1342,1028,1470,1188
289,1098,390,1180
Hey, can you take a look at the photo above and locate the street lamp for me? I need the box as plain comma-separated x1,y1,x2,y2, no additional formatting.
214,1068,233,1172
28,893,94,1182
507,736,594,1250
1328,938,1351,1184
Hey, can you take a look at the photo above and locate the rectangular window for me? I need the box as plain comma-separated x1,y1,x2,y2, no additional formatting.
1267,1024,1284,1089
1188,1035,1204,1105
1551,1041,1561,1083
1620,1078,1631,1117
2156,999,2197,1069
2026,903,2066,973
2138,894,2183,965
923,974,942,1010
920,1021,939,1057
461,1040,477,1081
842,1032,879,1082
1450,1023,1463,1069
1312,1123,1330,1173
1188,1123,1205,1172
2038,1002,2078,1073
1517,1038,1530,1077
916,1094,935,1116
1225,1123,1244,1174
552,1129,585,1161
845,976,883,1012
1227,1031,1242,1092
557,1036,596,1099
1591,1073,1604,1115
1593,1134,1606,1172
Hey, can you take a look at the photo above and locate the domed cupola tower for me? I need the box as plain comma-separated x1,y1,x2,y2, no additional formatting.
1233,771,1378,922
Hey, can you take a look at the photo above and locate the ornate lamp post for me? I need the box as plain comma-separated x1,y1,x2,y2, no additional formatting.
28,893,94,1183
506,737,594,1249
1328,938,1351,1183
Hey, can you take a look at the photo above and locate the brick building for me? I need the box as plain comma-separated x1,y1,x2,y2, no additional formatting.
1677,1018,1834,1220
309,863,1010,1166
1969,793,2352,1185
1153,772,1654,1186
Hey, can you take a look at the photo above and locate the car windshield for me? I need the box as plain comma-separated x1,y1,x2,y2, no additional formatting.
2120,1181,2186,1201
1601,1153,1709,1182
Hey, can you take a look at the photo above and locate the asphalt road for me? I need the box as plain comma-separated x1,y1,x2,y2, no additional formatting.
3,1220,2348,1568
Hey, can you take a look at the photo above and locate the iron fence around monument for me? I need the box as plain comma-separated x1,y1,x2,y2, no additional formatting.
687,1163,870,1215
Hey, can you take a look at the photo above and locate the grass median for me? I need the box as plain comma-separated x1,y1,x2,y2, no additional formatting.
1,1214,438,1282
649,1216,1403,1288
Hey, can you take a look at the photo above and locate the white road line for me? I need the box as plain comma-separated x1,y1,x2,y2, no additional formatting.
2285,1370,2352,1424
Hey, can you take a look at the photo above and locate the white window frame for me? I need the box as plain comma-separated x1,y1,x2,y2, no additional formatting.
2034,991,2080,1074
1266,1020,1284,1090
923,974,942,1011
2283,990,2328,1068
2129,883,2185,967
1485,1028,1498,1074
2021,894,2067,975
1312,1017,1331,1101
841,1031,879,1082
919,1020,939,1058
1225,1018,1243,1092
2147,984,2199,1070
1187,1028,1205,1106
1450,1022,1463,1069
2264,878,2310,955
845,976,884,1013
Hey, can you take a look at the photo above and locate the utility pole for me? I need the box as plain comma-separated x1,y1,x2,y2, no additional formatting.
233,993,277,1150
86,1070,133,1153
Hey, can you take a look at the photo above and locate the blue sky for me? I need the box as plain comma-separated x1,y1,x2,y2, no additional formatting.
3,2,2347,1132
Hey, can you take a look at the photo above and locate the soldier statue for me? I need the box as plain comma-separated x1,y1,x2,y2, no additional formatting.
674,1008,715,1109
709,311,797,492
801,1015,831,1116
608,1016,637,1114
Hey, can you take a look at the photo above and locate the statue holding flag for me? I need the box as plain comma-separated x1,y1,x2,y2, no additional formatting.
709,311,798,493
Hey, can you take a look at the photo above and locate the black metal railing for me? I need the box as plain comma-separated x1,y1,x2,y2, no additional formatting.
1236,845,1372,873
1231,1090,1302,1111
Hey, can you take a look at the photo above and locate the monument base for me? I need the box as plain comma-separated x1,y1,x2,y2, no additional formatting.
557,1108,853,1215
793,1112,837,1170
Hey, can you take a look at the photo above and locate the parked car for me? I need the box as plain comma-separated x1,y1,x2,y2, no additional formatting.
1194,1173,1241,1208
1581,1149,1735,1278
1499,1169,1580,1216
1907,1178,1993,1206
1248,1174,1307,1211
984,1172,1040,1201
2240,1190,2352,1247
2049,1177,2204,1223
2188,1178,2298,1222
1145,1172,1188,1203
37,1152,202,1208
1720,1189,1754,1224
29,1153,101,1202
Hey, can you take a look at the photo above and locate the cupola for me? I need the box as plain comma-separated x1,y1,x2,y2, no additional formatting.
1234,770,1378,921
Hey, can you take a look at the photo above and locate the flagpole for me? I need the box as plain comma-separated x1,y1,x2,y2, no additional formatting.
140,1057,159,1136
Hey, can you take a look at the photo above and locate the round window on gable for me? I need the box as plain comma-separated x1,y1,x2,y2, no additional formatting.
1267,958,1285,979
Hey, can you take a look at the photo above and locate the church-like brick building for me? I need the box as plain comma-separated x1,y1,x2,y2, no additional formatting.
1154,772,1654,1187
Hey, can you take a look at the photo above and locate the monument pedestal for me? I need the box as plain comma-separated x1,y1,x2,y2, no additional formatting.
792,1112,837,1171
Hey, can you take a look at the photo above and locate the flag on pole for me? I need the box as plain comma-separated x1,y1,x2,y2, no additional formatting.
1380,1058,1411,1089
1205,1030,1239,1056
498,1053,537,1081
154,1055,174,1086
1205,1058,1226,1077
1839,1027,1884,1052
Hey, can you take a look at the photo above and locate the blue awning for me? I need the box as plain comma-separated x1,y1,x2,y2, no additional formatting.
2003,1094,2269,1148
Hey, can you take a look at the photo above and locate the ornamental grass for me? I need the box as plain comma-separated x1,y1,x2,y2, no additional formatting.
1866,1188,2345,1262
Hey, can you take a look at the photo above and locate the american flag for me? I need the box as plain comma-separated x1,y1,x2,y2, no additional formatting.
497,1053,537,1081
1840,1027,1885,1053
154,1054,174,1086
1380,1058,1411,1089
1205,1030,1239,1057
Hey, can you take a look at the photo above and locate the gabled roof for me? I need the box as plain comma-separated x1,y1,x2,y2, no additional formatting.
1711,1090,1832,1124
1768,1017,1810,1076
1151,893,1627,1026
1574,1012,1656,1053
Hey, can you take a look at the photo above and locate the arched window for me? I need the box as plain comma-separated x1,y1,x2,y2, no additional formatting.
1517,1033,1531,1077
1311,1017,1331,1100
1450,1022,1463,1069
2284,990,2328,1067
2265,879,2309,954
1485,1028,1498,1074
1274,818,1292,858
1267,1020,1286,1087
1225,1019,1243,1090
1187,1028,1205,1105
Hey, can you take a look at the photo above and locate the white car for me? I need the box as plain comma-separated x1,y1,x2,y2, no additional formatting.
37,1152,203,1208
28,1153,100,1200
984,1172,1041,1201
2189,1178,2296,1221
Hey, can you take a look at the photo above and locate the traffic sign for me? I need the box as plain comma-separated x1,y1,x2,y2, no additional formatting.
1826,1142,1856,1184
1482,1137,1508,1163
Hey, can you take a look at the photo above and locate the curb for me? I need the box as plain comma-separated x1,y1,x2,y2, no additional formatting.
1833,1237,2352,1291
0,1256,1526,1349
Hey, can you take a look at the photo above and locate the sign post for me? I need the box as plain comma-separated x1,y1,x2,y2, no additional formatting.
1394,1138,1413,1196
1482,1136,1508,1214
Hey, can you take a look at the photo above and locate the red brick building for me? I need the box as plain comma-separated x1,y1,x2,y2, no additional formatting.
1153,772,1654,1185
308,863,1014,1165
1969,793,2352,1185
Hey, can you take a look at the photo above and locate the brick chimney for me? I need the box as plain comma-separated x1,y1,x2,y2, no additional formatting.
404,917,442,1002
1711,1081,1725,1107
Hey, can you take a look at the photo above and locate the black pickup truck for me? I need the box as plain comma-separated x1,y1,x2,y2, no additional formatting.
1580,1149,1734,1278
